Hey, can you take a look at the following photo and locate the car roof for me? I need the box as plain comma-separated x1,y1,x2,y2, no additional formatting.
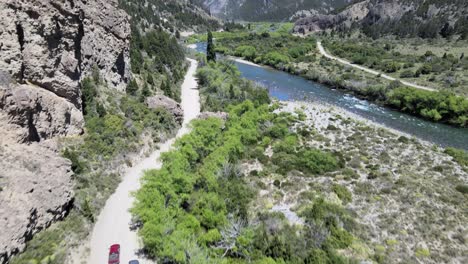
129,260,139,264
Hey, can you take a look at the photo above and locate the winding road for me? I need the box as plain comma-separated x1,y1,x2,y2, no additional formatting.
317,41,436,92
87,58,200,264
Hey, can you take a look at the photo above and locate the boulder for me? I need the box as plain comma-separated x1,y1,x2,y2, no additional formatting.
146,95,183,124
198,111,229,121
0,83,84,143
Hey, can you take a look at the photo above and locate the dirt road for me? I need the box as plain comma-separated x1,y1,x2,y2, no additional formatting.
87,58,200,264
317,41,436,92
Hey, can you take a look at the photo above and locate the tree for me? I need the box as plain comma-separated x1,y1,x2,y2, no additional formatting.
440,22,454,39
162,78,173,98
147,74,154,85
207,31,216,62
229,84,235,99
126,79,139,96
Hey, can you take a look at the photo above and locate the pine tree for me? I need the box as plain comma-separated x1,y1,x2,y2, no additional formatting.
126,79,139,96
147,74,154,85
229,84,235,99
440,22,454,39
207,31,216,62
163,78,172,98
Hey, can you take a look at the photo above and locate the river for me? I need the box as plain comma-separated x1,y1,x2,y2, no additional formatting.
192,43,467,150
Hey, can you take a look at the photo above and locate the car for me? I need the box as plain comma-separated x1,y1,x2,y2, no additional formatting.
108,244,120,264
129,260,140,264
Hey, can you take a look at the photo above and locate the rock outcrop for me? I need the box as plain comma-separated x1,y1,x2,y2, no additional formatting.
0,130,74,263
0,0,131,262
0,0,131,141
293,0,370,34
146,95,184,124
198,111,229,121
293,0,467,36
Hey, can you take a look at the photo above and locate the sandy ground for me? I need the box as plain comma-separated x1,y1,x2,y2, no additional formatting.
317,41,436,92
86,58,200,264
227,56,263,68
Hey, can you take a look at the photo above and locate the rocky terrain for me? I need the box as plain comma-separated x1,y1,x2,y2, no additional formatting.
294,0,468,37
0,0,130,261
246,101,468,263
146,95,183,124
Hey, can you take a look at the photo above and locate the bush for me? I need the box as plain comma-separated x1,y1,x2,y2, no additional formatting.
385,88,468,127
444,147,468,167
332,184,352,204
235,45,257,60
455,185,468,194
400,70,414,78
263,51,290,66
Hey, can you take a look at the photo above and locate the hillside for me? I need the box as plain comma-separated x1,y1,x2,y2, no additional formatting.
294,0,468,39
195,0,355,21
119,0,220,33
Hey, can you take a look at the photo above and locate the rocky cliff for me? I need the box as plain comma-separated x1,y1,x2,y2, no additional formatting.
0,0,131,262
294,0,468,38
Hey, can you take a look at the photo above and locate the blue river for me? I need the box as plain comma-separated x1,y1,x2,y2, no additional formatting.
192,42,467,150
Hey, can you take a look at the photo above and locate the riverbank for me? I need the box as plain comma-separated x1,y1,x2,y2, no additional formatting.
206,34,468,128
257,99,468,263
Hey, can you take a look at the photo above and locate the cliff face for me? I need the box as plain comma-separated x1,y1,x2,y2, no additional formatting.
0,0,131,262
293,0,468,37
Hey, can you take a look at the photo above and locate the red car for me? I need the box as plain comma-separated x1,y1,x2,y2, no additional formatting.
108,244,120,264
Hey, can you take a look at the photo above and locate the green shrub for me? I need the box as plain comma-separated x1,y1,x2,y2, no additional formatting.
444,147,468,167
455,185,468,194
332,184,352,204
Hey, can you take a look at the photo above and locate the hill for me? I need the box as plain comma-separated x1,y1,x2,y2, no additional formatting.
195,0,355,21
294,0,468,39
119,0,220,32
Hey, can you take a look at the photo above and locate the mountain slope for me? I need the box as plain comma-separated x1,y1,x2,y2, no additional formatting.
196,0,355,21
294,0,468,39
119,0,220,32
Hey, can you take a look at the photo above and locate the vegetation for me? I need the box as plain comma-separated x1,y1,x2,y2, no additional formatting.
214,32,316,70
196,60,270,112
118,0,219,32
444,147,468,167
206,31,216,62
132,60,359,263
12,71,179,264
129,27,186,101
209,29,468,127
324,38,468,96
384,87,468,127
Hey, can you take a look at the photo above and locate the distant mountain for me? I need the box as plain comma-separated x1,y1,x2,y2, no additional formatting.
195,0,355,21
294,0,468,39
